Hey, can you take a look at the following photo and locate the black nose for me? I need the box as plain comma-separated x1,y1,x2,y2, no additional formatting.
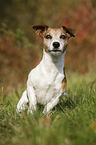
53,42,60,48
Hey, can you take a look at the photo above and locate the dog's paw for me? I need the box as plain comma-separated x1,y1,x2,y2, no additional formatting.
27,109,33,115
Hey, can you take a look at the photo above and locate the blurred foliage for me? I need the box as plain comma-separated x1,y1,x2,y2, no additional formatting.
15,28,32,47
0,0,96,92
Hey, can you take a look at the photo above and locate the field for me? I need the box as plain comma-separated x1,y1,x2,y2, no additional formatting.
0,72,96,145
0,0,96,144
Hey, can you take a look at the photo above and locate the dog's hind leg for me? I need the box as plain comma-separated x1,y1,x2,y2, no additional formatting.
16,90,28,113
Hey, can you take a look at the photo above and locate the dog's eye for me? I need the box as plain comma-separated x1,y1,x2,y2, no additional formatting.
60,35,66,39
45,35,52,39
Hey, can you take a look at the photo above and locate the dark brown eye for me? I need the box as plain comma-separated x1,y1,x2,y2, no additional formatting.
60,35,66,39
45,34,52,39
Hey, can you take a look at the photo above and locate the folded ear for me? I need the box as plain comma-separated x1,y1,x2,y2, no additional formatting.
32,24,49,37
62,26,75,37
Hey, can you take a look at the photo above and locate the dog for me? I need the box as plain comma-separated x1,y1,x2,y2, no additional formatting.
16,25,75,114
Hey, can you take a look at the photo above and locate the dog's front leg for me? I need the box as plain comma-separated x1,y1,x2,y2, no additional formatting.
27,85,37,114
43,97,59,114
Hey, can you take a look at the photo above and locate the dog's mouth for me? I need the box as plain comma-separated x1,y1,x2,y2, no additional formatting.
48,49,62,52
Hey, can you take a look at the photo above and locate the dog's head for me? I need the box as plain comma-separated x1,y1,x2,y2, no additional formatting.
32,25,75,56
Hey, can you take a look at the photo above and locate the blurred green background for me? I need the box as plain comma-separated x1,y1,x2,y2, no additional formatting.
0,0,96,93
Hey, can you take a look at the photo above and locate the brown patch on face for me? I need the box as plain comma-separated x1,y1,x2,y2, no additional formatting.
62,67,67,91
62,41,68,53
43,43,49,53
55,28,68,53
43,28,53,53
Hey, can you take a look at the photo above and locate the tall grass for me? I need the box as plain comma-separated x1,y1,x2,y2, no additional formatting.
0,72,96,145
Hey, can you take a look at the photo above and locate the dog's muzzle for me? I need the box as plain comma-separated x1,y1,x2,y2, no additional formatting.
52,42,61,52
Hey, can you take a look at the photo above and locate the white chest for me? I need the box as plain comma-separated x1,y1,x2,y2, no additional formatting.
33,71,63,105
27,49,65,105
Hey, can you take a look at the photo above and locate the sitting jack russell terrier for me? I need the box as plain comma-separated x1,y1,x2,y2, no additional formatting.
16,25,75,114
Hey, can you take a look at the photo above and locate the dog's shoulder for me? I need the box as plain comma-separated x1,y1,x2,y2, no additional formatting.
27,61,45,86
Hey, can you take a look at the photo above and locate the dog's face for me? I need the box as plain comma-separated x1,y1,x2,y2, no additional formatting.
43,28,69,56
32,25,75,56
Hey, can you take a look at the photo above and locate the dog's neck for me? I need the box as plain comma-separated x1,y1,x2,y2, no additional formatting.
42,49,65,74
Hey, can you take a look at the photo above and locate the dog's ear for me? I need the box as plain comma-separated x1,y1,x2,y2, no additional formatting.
32,24,49,37
62,26,75,37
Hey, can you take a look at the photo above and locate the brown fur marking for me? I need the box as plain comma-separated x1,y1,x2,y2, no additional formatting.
62,67,67,91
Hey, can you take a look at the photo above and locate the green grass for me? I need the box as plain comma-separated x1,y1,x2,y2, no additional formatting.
0,72,96,145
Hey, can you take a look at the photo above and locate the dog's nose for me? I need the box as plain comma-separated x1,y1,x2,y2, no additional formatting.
53,42,60,48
